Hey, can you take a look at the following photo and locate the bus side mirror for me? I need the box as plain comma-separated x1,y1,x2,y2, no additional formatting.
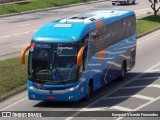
77,46,85,67
20,45,30,65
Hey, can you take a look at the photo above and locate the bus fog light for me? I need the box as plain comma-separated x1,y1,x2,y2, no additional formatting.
81,87,84,92
32,95,35,98
69,96,74,99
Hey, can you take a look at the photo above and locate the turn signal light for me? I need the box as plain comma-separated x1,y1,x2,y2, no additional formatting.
35,83,43,86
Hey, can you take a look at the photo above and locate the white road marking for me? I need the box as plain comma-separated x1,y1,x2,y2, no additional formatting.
103,95,154,101
148,84,160,88
57,12,65,14
65,62,160,120
1,35,12,38
148,69,160,72
109,106,132,111
23,31,31,34
19,24,31,27
134,96,160,110
0,97,27,111
134,76,160,80
132,95,154,101
84,107,109,111
13,33,21,36
137,31,160,45
121,84,160,89
134,8,151,12
0,30,37,39
116,96,160,120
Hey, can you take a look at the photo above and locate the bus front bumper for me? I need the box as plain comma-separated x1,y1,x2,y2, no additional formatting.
28,83,83,102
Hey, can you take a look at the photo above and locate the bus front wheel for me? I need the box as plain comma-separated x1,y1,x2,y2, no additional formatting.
85,80,93,100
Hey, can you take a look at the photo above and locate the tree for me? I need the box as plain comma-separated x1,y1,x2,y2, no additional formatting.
149,0,160,16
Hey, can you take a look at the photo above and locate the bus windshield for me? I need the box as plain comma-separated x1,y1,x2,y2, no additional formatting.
29,42,78,84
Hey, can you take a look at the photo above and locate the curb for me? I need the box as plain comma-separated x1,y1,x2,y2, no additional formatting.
137,27,160,39
0,0,108,18
0,87,27,103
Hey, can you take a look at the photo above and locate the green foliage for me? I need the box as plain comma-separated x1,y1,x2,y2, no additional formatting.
0,57,27,99
0,0,94,15
136,14,160,36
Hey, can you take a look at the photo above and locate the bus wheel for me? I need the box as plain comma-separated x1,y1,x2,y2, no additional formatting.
119,62,126,81
112,3,115,5
132,0,135,4
85,81,93,100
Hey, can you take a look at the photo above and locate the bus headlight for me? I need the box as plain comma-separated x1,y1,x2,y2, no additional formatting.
67,84,80,91
29,86,34,90
28,86,37,91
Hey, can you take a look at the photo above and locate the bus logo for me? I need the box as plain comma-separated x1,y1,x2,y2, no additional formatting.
56,44,73,54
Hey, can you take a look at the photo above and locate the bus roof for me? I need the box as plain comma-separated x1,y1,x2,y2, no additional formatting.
32,9,135,43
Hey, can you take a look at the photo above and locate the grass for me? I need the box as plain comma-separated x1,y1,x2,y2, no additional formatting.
136,14,160,36
0,57,27,99
0,0,95,15
0,14,160,100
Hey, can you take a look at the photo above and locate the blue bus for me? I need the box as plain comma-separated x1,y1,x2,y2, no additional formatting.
20,9,136,102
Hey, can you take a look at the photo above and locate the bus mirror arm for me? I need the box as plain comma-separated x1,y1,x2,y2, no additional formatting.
20,45,30,65
77,46,85,67
90,32,96,38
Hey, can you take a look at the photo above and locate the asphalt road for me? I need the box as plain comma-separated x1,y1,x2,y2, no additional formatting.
1,0,160,120
0,0,152,59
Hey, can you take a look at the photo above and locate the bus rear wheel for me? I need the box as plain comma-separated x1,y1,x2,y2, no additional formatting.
119,61,127,81
85,81,93,100
132,0,135,4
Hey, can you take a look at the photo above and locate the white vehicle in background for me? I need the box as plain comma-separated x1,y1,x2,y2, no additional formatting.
112,0,136,5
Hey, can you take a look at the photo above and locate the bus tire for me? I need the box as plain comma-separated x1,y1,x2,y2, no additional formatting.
119,61,127,81
112,3,115,5
85,80,93,100
132,0,135,4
